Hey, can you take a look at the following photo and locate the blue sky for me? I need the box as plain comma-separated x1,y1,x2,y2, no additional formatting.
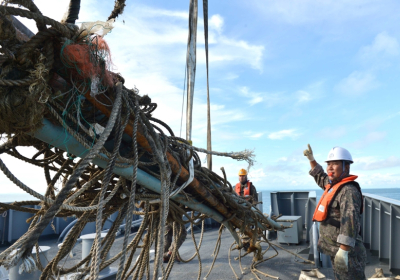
2,0,400,196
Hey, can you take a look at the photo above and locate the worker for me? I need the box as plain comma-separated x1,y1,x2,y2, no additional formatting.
303,144,366,279
235,169,258,204
235,168,259,250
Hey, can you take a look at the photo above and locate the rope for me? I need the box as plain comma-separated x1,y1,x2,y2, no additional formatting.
90,101,125,279
116,98,139,280
169,136,255,168
228,242,240,280
0,157,119,213
0,6,75,38
107,0,126,21
203,224,224,279
0,2,314,278
5,0,46,31
0,77,33,86
0,82,122,269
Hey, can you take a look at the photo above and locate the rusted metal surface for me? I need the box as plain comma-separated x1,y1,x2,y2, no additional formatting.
84,90,252,236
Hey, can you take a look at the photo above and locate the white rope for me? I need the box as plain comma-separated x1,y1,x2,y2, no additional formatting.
149,150,194,204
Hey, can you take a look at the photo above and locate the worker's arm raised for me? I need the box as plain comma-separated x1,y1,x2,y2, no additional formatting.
305,144,329,190
303,144,317,169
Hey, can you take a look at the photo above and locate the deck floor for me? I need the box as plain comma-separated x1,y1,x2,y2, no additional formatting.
0,227,396,279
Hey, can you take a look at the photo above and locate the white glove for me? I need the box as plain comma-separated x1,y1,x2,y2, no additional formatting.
303,144,315,161
334,248,349,272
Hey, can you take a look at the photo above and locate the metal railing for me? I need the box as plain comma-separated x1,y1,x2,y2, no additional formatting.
269,191,400,273
362,193,400,274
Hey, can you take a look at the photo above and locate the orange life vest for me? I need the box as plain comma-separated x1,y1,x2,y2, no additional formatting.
313,175,363,222
235,181,251,196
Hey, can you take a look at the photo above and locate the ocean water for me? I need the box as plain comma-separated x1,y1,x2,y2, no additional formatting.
260,188,400,214
0,193,40,203
2,188,400,215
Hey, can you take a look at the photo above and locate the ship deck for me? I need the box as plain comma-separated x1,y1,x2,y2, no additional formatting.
0,227,394,280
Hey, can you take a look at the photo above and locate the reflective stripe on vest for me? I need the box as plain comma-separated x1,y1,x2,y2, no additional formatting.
313,175,359,222
235,181,251,196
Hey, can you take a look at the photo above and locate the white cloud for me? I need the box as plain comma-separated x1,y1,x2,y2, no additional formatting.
43,3,258,142
357,111,400,132
360,32,399,58
357,32,400,69
317,126,347,139
244,131,264,139
294,81,324,104
268,129,300,140
335,71,378,95
137,6,188,19
295,90,311,103
247,168,266,183
356,171,400,187
208,38,265,70
364,131,386,142
249,96,263,106
219,161,310,188
276,148,305,164
259,163,312,189
99,5,266,128
248,0,386,25
238,81,321,109
239,86,288,107
350,131,387,149
332,33,399,98
223,73,239,80
239,87,251,97
355,156,400,170
209,14,224,34
239,87,264,106
387,111,400,120
277,157,288,162
254,150,391,190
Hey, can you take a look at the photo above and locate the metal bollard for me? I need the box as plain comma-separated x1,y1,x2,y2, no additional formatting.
257,191,263,213
267,205,277,240
9,246,50,280
321,253,332,268
312,222,320,268
80,233,117,278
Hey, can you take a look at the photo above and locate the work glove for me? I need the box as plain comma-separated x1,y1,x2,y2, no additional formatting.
303,144,315,161
334,248,349,272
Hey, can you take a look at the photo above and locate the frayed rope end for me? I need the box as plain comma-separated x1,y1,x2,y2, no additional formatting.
1,250,37,274
18,255,37,274
1,250,23,270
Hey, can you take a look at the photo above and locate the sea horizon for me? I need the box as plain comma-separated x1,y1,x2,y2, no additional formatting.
1,187,399,214
260,187,400,214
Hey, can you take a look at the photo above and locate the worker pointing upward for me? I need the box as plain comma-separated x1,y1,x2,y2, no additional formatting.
304,144,367,280
235,169,258,204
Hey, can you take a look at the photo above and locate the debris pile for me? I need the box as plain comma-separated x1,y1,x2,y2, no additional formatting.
0,1,311,279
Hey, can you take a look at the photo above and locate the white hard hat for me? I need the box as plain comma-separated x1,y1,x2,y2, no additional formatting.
325,147,353,163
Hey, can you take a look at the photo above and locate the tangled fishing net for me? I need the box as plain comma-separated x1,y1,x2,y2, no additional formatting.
0,1,313,279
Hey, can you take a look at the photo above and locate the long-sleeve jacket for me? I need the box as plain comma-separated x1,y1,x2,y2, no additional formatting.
237,182,258,203
310,164,364,256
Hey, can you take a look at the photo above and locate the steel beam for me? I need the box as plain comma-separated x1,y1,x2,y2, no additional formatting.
33,119,242,245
